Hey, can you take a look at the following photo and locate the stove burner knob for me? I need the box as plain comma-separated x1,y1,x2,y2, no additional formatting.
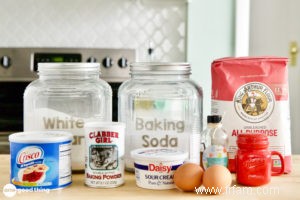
118,57,128,68
87,57,97,63
1,56,11,68
102,57,113,68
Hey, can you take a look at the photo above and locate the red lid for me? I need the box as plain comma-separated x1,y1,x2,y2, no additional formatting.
237,134,269,149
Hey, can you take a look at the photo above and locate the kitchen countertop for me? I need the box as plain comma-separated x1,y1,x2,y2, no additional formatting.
0,155,299,200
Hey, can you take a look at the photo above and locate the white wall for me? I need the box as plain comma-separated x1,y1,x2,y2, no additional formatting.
0,0,187,62
187,0,235,122
249,0,299,153
0,0,236,125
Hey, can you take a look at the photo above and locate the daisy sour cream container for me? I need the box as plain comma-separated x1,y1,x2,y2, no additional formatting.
131,148,188,190
9,131,73,190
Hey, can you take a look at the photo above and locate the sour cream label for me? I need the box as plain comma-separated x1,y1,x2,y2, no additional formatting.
131,148,188,190
149,163,172,173
133,162,181,189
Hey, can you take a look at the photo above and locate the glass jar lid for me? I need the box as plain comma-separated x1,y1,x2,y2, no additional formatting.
38,63,100,73
130,62,191,75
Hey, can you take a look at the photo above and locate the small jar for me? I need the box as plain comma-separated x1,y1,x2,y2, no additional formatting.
24,63,112,171
200,115,228,170
118,62,203,171
236,134,284,186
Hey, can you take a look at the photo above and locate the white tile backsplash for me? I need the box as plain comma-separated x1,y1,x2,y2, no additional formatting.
0,0,187,62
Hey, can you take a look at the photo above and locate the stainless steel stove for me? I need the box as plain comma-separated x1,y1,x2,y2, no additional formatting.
0,47,135,153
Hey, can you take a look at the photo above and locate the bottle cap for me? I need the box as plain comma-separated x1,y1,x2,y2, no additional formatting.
207,115,222,123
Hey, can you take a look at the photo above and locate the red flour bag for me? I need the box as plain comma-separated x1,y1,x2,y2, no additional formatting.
211,57,291,173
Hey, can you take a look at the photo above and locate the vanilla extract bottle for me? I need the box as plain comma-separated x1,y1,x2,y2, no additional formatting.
200,115,228,169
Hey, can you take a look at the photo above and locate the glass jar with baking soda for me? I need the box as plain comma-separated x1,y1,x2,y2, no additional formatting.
118,62,203,171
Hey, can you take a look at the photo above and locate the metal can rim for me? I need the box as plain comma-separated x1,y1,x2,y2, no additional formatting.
131,148,188,162
9,131,73,143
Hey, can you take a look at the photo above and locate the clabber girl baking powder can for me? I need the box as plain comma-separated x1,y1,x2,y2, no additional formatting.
84,122,125,188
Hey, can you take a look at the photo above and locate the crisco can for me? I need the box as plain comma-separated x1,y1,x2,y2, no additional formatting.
84,122,125,188
9,131,73,190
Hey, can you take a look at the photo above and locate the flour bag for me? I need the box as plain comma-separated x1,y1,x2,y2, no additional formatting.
211,57,291,173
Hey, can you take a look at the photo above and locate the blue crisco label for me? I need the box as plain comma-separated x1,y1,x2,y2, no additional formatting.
16,146,44,168
10,141,72,190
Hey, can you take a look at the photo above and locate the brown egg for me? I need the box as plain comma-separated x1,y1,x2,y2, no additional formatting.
174,163,204,192
202,165,232,195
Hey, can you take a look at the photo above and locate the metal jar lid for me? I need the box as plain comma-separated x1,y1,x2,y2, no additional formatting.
130,62,191,75
38,63,100,73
